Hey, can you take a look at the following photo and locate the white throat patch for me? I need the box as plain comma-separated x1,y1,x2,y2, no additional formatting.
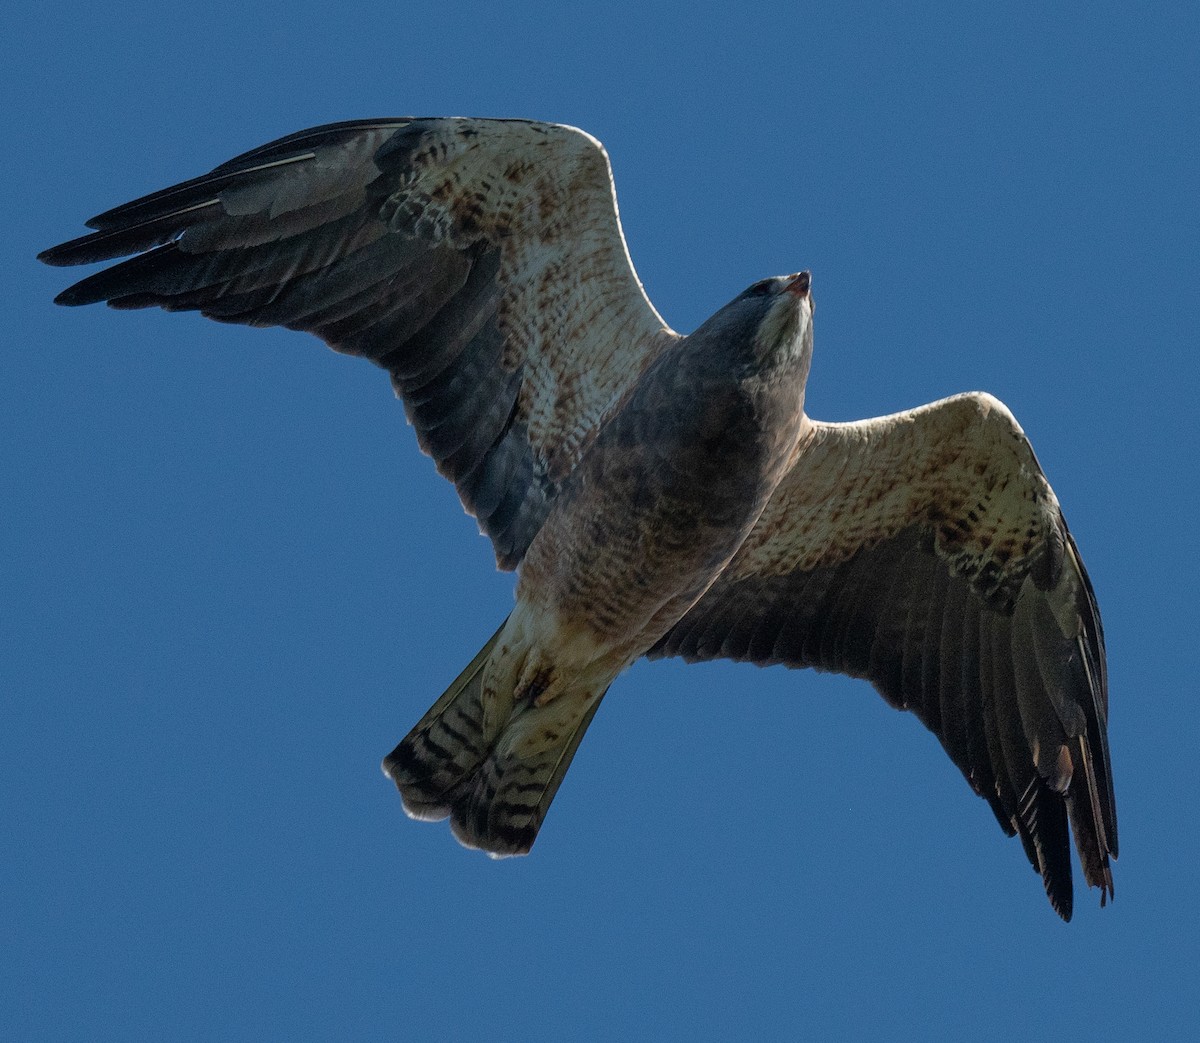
754,295,811,365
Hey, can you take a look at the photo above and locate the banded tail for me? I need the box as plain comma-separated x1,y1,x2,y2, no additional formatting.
383,620,607,856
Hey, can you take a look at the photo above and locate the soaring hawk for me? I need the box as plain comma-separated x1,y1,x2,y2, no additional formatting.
41,118,1116,919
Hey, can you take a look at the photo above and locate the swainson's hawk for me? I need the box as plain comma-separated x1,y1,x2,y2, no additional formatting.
41,118,1116,919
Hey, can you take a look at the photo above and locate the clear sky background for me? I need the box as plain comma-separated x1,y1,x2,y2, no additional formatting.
5,2,1198,1040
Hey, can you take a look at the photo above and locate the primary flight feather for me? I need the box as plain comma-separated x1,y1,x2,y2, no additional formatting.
41,117,1116,919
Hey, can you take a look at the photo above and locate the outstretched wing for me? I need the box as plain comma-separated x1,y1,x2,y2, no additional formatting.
40,118,677,568
650,392,1116,920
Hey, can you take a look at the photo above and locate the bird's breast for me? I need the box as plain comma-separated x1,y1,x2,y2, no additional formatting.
517,354,806,653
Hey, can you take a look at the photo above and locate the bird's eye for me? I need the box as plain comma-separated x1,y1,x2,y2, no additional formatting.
745,279,775,297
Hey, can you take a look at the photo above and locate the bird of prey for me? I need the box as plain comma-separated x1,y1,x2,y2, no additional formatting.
41,117,1116,919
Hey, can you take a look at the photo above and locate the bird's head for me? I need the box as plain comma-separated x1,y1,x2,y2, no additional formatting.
691,271,814,376
742,271,813,365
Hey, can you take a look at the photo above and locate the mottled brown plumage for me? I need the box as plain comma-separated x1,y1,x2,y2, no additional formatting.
41,117,1115,918
649,395,1115,919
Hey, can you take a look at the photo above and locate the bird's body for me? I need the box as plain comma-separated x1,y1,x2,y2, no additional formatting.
393,273,815,850
520,276,813,654
41,117,1116,918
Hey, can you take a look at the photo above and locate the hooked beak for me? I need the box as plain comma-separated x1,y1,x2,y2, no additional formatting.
785,271,811,299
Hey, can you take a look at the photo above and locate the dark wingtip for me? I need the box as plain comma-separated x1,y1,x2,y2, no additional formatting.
38,243,77,268
1042,871,1073,922
39,231,120,269
1054,886,1073,922
50,280,105,308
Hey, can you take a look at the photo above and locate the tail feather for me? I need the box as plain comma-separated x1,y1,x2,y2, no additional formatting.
383,619,608,855
451,689,607,856
382,619,506,821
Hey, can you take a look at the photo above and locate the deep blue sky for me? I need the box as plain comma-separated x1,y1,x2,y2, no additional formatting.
6,2,1198,1040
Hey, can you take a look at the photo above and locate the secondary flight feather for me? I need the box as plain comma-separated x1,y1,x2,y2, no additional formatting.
41,117,1116,920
